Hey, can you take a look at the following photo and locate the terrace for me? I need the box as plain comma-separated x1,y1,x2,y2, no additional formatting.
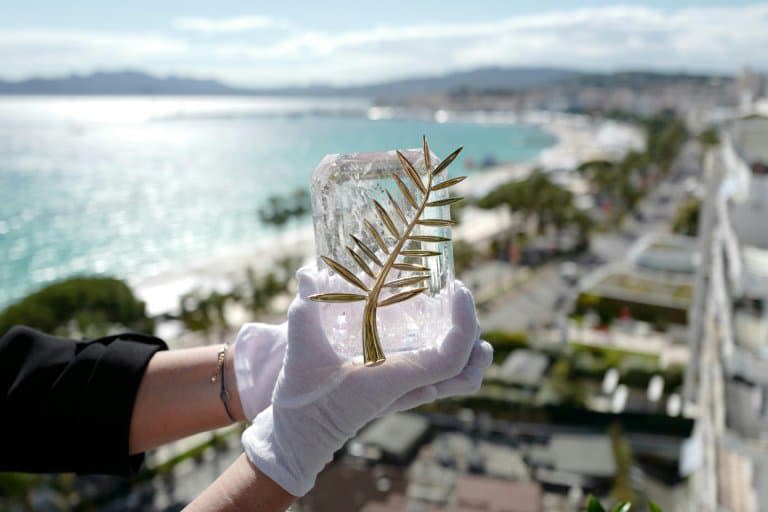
575,264,693,328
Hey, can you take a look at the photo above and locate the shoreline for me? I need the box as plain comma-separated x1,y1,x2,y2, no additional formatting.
133,226,315,317
455,111,643,198
134,111,643,317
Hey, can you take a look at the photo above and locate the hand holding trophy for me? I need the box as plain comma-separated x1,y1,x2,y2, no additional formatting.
240,137,492,498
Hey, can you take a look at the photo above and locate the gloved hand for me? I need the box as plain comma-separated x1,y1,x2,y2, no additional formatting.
231,281,492,421
242,267,491,496
233,322,287,420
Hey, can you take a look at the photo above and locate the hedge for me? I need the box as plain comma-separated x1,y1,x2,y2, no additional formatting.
481,330,529,363
0,276,153,336
574,292,688,329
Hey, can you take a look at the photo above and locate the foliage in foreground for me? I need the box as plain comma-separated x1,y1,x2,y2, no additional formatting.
587,495,662,512
0,276,153,337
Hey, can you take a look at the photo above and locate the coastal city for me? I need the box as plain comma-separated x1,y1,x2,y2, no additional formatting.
1,66,765,511
1,3,768,512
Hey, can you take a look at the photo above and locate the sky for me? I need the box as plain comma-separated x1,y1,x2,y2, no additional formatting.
1,0,767,87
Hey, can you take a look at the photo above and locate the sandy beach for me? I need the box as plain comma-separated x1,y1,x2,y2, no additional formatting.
456,111,643,198
134,112,643,318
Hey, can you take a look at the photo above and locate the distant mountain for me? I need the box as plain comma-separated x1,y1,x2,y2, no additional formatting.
0,68,721,99
318,67,580,98
0,68,579,98
560,70,722,88
0,71,242,95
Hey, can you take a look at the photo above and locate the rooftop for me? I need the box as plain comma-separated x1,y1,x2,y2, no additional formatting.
528,434,617,478
629,233,700,275
301,463,407,512
583,266,693,311
432,433,530,481
352,413,430,463
499,350,550,386
407,459,456,505
455,475,542,512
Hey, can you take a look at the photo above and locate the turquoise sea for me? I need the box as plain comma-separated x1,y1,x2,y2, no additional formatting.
0,96,556,309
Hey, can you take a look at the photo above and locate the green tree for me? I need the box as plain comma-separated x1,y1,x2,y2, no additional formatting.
478,171,591,249
0,473,41,511
698,126,720,151
671,198,701,236
179,291,215,340
0,277,153,337
644,111,688,174
482,329,528,363
258,195,291,228
609,423,637,505
242,263,297,316
258,187,311,229
452,239,476,275
579,152,648,221
548,359,589,407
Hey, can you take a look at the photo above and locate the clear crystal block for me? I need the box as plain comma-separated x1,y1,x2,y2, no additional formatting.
311,148,455,359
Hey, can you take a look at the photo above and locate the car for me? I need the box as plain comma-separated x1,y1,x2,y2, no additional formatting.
559,262,580,285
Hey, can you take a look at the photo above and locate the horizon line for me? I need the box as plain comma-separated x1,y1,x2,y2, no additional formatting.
0,65,746,92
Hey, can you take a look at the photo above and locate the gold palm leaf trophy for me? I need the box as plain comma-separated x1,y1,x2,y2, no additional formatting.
309,137,465,366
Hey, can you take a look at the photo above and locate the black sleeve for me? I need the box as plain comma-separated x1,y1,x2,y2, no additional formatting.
0,325,168,476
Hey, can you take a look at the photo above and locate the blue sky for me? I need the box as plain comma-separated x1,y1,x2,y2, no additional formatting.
1,1,766,86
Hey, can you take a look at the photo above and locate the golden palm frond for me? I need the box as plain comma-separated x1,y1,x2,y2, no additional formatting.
431,175,466,191
392,262,431,272
309,293,367,303
350,234,383,267
383,275,430,288
309,136,465,366
378,287,429,307
364,220,389,255
394,174,418,209
408,235,451,243
346,246,375,279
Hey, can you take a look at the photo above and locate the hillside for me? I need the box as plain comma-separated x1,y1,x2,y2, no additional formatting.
0,68,721,99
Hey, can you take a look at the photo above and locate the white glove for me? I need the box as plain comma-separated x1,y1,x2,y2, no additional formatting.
242,267,491,496
382,334,492,415
233,322,287,420
231,291,491,421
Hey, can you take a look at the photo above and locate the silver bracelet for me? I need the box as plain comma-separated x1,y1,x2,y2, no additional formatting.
212,344,237,423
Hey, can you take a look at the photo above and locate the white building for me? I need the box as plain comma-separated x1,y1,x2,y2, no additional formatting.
687,115,768,512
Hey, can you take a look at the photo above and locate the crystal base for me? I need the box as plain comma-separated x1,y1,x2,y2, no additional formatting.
310,148,455,360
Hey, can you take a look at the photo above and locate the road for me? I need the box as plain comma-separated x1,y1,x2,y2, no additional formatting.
478,264,563,332
478,149,697,334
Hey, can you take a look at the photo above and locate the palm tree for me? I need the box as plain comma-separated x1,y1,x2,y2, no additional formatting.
258,188,311,231
479,171,592,254
258,195,291,228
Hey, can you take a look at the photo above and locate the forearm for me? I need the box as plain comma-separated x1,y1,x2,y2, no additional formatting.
184,454,294,512
129,344,244,454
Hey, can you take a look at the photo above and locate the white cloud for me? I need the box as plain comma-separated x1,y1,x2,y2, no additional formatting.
0,30,186,56
217,3,768,83
450,4,768,72
0,29,188,79
173,15,286,34
1,4,767,85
